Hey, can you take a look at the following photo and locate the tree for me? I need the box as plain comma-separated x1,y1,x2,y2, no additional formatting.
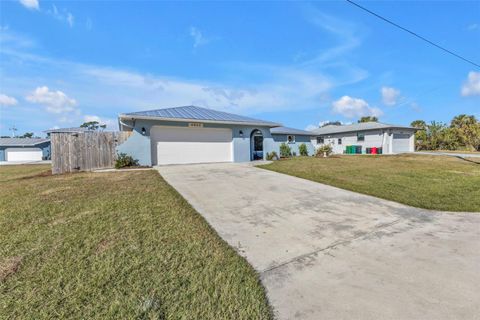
19,132,34,138
80,121,107,131
358,116,378,123
450,114,480,151
321,121,342,127
410,120,427,150
410,120,427,130
426,121,447,150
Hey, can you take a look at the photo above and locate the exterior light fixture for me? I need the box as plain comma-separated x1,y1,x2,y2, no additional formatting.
141,127,146,135
239,130,244,137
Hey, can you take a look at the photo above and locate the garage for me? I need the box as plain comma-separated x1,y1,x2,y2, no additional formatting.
5,148,43,161
392,133,411,153
151,125,233,165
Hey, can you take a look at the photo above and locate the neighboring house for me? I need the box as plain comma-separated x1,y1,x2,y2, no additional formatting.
270,127,316,156
0,138,51,162
117,105,294,166
310,122,416,154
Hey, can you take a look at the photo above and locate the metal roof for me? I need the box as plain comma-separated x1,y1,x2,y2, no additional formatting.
0,138,50,147
270,126,314,136
119,106,281,127
44,127,97,133
310,122,416,135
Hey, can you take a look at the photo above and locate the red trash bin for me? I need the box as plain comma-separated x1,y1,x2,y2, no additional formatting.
371,147,378,154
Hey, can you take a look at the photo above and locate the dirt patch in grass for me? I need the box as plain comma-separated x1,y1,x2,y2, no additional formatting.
0,257,22,282
19,170,52,179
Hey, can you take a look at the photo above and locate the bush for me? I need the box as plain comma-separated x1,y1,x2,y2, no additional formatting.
279,143,292,158
315,144,333,157
266,151,279,161
298,143,309,156
115,153,139,169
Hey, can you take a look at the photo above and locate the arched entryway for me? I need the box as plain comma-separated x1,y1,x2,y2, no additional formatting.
250,129,264,161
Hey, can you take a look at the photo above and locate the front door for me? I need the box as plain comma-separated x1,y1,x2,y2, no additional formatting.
251,130,264,160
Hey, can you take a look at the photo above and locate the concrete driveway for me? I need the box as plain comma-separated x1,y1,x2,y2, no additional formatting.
157,163,480,320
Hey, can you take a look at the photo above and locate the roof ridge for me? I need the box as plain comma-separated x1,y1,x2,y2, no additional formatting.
120,105,282,126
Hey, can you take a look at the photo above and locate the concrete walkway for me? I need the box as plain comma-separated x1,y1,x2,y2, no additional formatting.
157,163,480,320
415,151,480,158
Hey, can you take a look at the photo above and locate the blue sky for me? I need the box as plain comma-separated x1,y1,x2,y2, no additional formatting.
0,0,479,137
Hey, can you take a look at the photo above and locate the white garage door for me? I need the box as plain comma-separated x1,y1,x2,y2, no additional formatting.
151,126,233,165
392,133,411,153
6,148,43,161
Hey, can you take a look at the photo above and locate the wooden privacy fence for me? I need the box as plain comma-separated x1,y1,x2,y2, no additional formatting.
50,131,132,174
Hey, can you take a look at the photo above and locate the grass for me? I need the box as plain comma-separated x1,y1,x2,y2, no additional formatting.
259,154,480,212
0,165,272,319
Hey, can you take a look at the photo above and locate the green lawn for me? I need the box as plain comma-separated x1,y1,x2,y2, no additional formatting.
0,165,272,319
259,154,480,212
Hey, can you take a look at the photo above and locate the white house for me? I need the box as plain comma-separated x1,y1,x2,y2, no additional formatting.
310,122,416,154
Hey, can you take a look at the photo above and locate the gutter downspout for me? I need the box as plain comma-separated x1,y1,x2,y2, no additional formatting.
118,119,135,131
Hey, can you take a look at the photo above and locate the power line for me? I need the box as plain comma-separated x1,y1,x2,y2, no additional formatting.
346,0,480,68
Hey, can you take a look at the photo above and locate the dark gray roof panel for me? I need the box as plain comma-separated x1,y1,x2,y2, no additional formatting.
270,126,314,136
0,138,50,146
120,106,281,126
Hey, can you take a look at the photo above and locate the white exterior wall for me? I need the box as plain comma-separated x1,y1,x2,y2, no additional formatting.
312,129,415,154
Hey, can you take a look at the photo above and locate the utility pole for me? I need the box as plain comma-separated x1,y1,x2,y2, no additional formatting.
9,125,17,137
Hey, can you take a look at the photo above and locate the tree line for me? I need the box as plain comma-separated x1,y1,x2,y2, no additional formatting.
410,115,480,152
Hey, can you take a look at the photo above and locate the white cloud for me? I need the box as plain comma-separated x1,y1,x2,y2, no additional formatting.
80,65,332,114
305,120,351,131
0,94,18,106
305,124,318,131
301,6,362,65
26,86,78,114
189,27,209,48
19,0,39,10
381,86,400,106
67,13,74,27
332,96,383,119
83,115,117,130
47,4,74,27
461,71,480,97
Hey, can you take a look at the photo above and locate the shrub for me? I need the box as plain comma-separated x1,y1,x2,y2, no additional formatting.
279,143,292,158
266,151,279,161
298,143,309,156
315,144,333,157
115,153,139,169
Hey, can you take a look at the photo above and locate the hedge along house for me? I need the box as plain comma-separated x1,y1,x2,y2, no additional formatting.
0,138,50,162
270,127,316,156
310,122,417,154
117,106,286,166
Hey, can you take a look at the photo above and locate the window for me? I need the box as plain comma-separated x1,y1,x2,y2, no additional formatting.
357,132,365,142
338,138,342,145
317,136,324,144
287,135,295,143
